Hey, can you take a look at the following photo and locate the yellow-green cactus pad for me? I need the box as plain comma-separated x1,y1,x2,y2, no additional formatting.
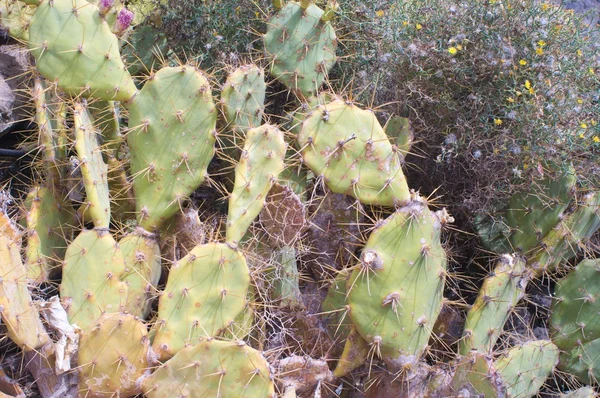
143,339,274,398
298,99,410,206
28,0,137,101
127,66,217,231
0,0,34,41
61,229,129,330
226,124,286,244
221,64,266,133
152,242,250,360
79,313,151,397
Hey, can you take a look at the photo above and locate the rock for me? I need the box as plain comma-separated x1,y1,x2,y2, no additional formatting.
0,45,30,133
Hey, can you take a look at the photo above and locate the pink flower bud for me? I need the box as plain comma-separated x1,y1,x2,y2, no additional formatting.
114,8,134,35
98,0,114,16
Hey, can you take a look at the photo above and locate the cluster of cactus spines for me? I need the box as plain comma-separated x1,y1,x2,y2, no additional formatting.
529,191,600,275
24,186,74,283
78,313,151,397
221,64,266,136
0,212,51,351
550,259,600,384
151,242,250,360
505,169,576,253
0,0,34,41
226,124,286,244
60,229,128,330
142,340,275,398
119,232,161,318
27,0,137,101
126,65,217,232
73,100,111,228
298,99,411,206
263,0,337,97
452,341,559,397
459,254,530,355
346,196,448,369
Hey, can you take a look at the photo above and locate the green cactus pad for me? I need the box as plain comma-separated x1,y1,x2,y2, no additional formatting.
78,313,151,397
152,242,250,360
73,100,111,229
506,169,576,253
221,64,266,133
298,99,410,206
346,197,447,364
142,339,275,398
24,186,74,283
459,254,529,355
264,1,337,97
384,116,413,162
529,192,600,275
0,0,34,41
0,212,51,351
494,340,559,398
119,231,161,319
127,66,217,232
28,0,137,101
560,387,597,398
226,124,286,244
333,326,369,378
61,229,129,330
551,259,600,383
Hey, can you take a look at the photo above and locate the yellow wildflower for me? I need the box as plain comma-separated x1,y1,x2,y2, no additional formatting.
519,59,527,66
594,136,600,143
403,21,409,26
590,68,595,75
581,122,588,129
536,47,544,55
448,47,458,55
541,2,550,10
494,118,503,125
592,120,598,126
507,97,515,103
523,163,529,169
577,98,583,104
537,40,547,47
525,80,531,89
456,44,463,51
577,49,583,56
579,133,585,139
416,23,423,30
376,10,384,17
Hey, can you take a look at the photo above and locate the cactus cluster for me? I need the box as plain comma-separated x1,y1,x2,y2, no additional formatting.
0,0,598,397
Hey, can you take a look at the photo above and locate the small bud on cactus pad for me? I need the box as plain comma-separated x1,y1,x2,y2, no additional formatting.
98,0,114,16
114,8,134,35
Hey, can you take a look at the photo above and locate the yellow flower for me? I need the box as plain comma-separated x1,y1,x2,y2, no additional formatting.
524,80,531,89
448,47,458,55
577,49,583,57
592,120,598,126
416,23,423,30
594,136,600,143
590,68,595,75
541,2,550,10
536,47,544,55
581,122,588,129
507,97,515,103
519,59,527,66
456,44,463,51
403,21,409,26
494,118,503,125
537,40,547,47
376,10,384,17
523,163,529,169
577,98,583,104
579,133,585,139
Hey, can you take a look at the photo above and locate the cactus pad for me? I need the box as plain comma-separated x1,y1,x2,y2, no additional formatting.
346,197,447,364
221,64,266,133
264,1,337,97
78,313,151,397
127,66,217,231
298,99,410,206
152,242,250,360
0,0,34,41
28,0,137,101
61,229,129,330
142,339,274,398
226,124,286,244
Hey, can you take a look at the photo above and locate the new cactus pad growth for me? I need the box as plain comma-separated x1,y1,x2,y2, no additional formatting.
298,99,411,206
142,339,275,398
550,259,600,383
27,0,137,101
264,0,337,97
346,196,448,367
221,64,266,134
226,124,286,244
78,313,151,397
60,229,129,330
152,242,250,360
127,66,217,231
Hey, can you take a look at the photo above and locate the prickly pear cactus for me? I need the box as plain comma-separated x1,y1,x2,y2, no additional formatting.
226,124,286,244
221,64,266,133
142,339,275,398
78,313,151,397
152,242,250,360
60,229,129,330
459,254,530,355
28,0,137,101
127,66,217,231
264,0,337,97
550,259,600,384
0,0,34,41
0,212,51,351
346,196,448,367
298,99,410,206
